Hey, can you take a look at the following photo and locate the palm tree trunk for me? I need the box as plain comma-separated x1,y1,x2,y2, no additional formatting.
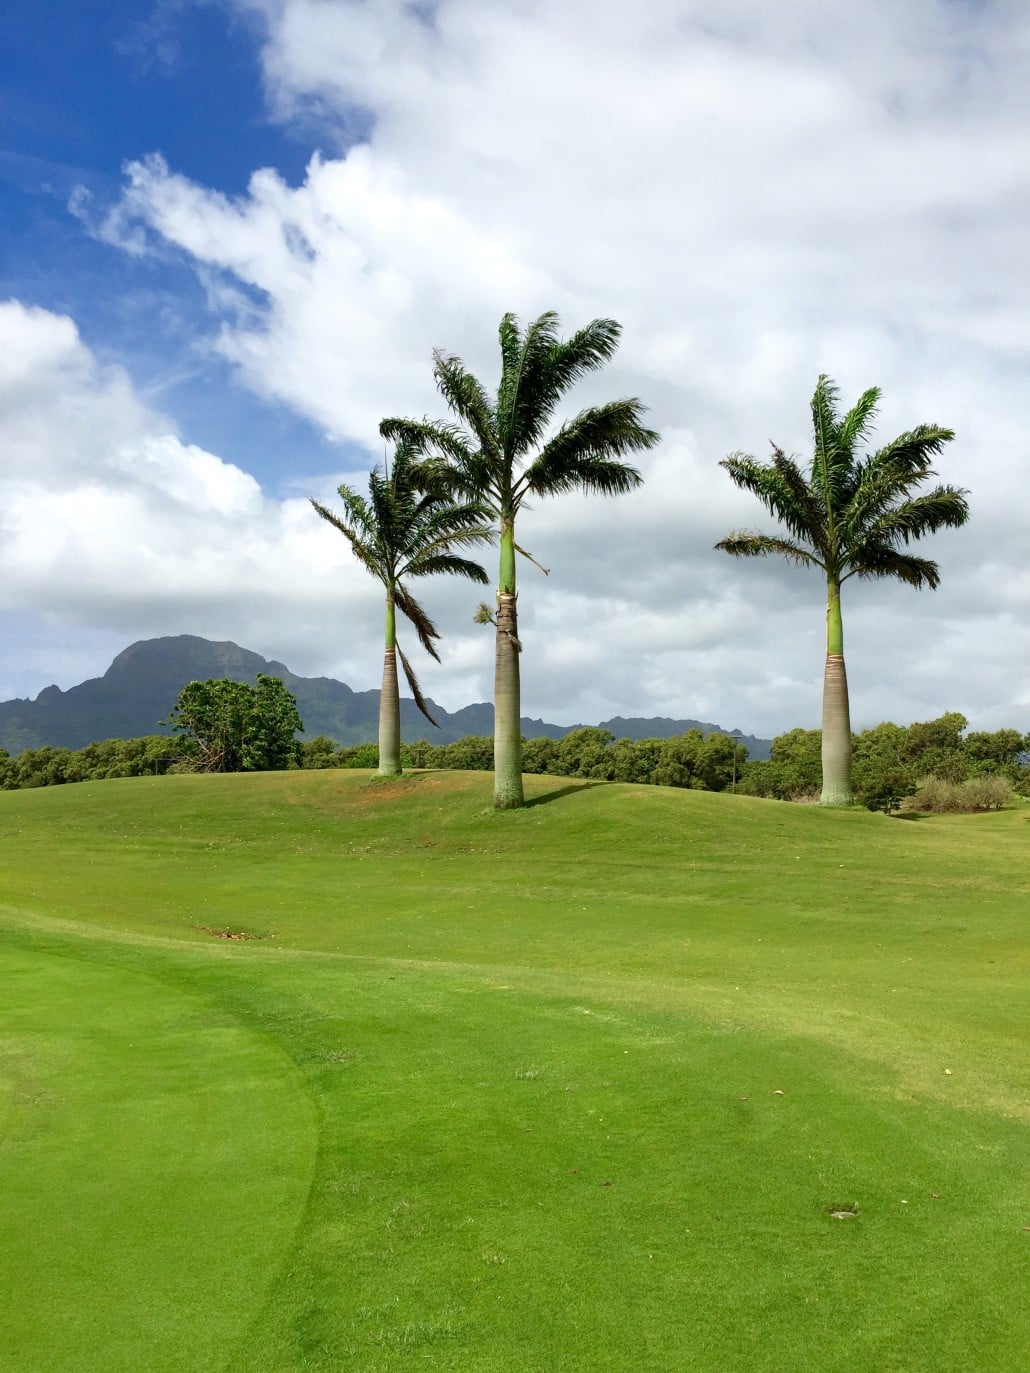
493,516,524,808
379,593,402,777
820,579,853,805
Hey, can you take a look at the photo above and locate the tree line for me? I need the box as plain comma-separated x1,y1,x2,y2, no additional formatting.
0,673,304,787
7,711,1022,814
311,309,971,811
300,713,1026,810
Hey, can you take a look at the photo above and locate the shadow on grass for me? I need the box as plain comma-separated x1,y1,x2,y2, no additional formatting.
525,781,603,808
890,811,925,821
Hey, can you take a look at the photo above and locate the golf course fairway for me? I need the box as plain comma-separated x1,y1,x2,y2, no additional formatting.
1,769,1027,1371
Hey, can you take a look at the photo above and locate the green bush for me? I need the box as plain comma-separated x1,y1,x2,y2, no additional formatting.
906,774,1014,814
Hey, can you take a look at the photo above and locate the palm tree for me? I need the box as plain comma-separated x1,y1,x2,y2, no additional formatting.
311,440,492,777
716,375,969,806
381,311,659,808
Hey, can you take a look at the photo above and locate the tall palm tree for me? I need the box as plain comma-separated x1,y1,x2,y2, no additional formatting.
311,440,492,777
381,311,659,808
716,375,969,806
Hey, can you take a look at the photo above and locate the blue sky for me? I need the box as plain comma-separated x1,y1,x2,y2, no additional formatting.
1,0,338,486
1,0,1028,735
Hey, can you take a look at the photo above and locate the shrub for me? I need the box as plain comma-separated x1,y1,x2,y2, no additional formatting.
906,774,1014,814
961,775,1015,810
335,743,380,768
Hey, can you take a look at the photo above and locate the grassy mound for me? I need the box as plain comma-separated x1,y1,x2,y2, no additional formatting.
1,770,1027,1371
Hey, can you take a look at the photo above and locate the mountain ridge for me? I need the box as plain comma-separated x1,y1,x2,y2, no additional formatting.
0,635,773,759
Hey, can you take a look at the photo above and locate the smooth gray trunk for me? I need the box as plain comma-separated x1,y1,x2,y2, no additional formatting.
493,590,523,808
379,639,401,778
820,652,853,805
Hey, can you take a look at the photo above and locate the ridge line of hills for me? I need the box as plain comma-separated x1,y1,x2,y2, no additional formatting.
0,635,773,759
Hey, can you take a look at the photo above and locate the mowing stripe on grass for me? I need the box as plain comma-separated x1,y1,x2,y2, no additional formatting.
0,945,317,1373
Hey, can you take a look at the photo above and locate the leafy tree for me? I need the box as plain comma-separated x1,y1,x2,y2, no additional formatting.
964,728,1026,775
163,675,303,772
903,711,968,761
852,721,915,809
695,732,748,793
556,727,616,778
301,735,342,769
336,742,380,769
381,311,659,808
898,711,968,782
610,736,663,784
248,675,307,771
312,440,491,777
716,375,969,805
521,736,559,775
771,727,823,798
0,737,176,790
652,731,705,789
438,735,494,771
164,679,252,772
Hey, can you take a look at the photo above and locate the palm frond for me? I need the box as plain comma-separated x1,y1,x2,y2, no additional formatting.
768,445,827,550
380,416,470,465
843,464,926,537
720,375,966,599
848,547,941,588
864,424,956,477
837,385,881,452
394,505,493,580
310,497,384,580
715,532,821,568
408,499,496,546
859,485,970,547
495,312,529,446
394,583,442,660
496,314,626,459
809,374,855,515
397,641,440,727
380,417,496,506
406,551,491,583
719,454,821,545
432,351,500,462
496,312,562,457
312,484,372,537
526,452,645,499
515,542,550,576
809,374,841,466
522,400,656,498
550,316,621,383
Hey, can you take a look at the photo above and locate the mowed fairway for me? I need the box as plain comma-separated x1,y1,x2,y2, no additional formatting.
1,770,1027,1372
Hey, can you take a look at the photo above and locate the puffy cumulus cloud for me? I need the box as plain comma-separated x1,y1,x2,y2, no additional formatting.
0,300,469,703
100,149,557,443
66,1,1030,731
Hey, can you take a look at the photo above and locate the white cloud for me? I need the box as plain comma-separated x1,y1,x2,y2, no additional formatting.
0,300,443,701
10,0,1030,734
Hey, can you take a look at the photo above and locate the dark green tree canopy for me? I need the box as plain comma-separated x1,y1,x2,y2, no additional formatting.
163,675,303,773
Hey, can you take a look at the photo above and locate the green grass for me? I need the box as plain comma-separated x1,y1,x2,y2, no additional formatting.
1,770,1027,1371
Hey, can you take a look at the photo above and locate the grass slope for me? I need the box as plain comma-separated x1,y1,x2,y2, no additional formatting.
1,770,1027,1371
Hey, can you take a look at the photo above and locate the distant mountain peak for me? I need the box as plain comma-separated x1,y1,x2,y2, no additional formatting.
0,635,772,759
